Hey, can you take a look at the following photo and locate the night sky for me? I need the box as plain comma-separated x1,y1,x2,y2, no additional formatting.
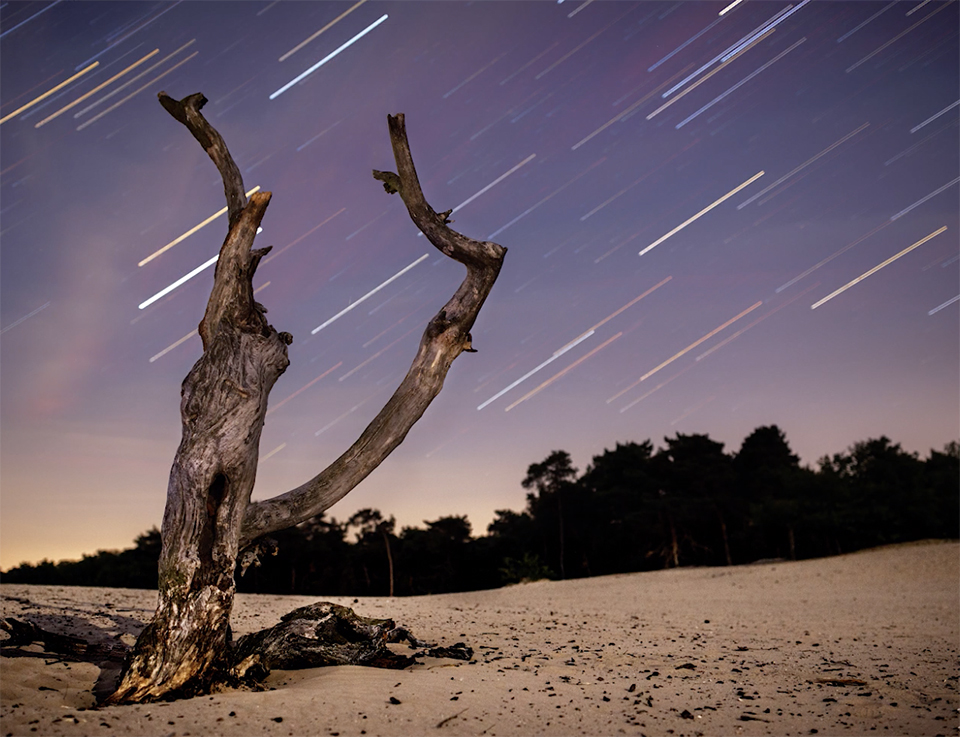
1,1,957,569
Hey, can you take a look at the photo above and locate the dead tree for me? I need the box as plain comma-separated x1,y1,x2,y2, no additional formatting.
105,92,505,705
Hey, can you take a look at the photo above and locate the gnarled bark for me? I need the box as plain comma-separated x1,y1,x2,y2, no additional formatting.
105,95,505,705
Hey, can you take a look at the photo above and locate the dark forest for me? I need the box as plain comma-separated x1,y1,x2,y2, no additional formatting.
3,426,957,596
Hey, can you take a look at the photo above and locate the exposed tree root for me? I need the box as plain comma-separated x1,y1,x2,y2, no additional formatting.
2,603,472,705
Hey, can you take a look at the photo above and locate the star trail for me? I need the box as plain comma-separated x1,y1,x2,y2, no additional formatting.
1,1,957,568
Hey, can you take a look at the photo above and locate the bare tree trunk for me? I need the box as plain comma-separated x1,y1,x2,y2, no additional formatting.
106,93,505,705
381,529,395,597
557,494,566,580
106,92,288,704
717,509,733,566
668,514,680,568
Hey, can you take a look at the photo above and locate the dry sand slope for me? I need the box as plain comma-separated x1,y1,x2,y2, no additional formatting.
1,540,957,737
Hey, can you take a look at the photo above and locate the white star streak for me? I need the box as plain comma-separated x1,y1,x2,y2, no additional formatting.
719,0,810,62
477,331,595,410
670,396,716,426
719,0,744,15
338,325,419,381
906,0,936,16
565,0,595,19
618,364,696,413
73,40,195,118
910,100,959,133
500,42,559,85
675,37,807,130
311,254,428,334
279,0,368,62
416,154,537,239
588,277,672,332
315,394,376,436
504,332,622,412
836,1,896,43
581,177,643,221
661,4,797,98
35,49,159,128
695,283,820,361
270,14,388,100
139,186,261,266
0,302,51,335
738,123,869,209
929,295,960,315
147,283,271,359
811,227,948,309
76,51,199,130
450,154,536,216
477,278,670,409
0,63,99,125
488,158,605,239
267,362,342,414
608,301,763,403
640,171,764,256
0,0,63,39
776,220,893,293
649,16,726,71
149,329,198,362
890,178,960,221
139,253,218,310
262,208,345,265
444,52,508,99
646,30,773,122
638,302,762,382
846,1,951,73
571,70,689,150
261,443,286,461
535,10,618,79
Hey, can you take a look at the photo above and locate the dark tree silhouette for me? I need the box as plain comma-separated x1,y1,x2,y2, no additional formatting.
820,437,927,550
348,509,397,597
659,434,735,566
922,442,960,539
580,441,662,573
736,425,804,559
5,430,956,600
484,508,547,584
399,516,472,594
234,514,352,596
522,451,579,579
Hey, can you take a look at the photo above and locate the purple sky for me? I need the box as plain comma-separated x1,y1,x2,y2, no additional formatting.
1,1,957,569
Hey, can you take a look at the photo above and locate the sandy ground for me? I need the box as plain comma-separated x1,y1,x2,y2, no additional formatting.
1,540,957,737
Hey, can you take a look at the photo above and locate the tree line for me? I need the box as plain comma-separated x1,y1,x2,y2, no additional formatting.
3,426,957,595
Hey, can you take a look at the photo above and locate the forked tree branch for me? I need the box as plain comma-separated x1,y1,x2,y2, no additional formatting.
158,91,278,351
239,114,506,547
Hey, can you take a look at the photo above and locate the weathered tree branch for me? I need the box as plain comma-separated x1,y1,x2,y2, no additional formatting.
158,91,283,352
158,92,247,228
2,617,92,657
238,113,506,547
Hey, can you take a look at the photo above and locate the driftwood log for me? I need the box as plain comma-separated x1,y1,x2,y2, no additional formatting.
2,606,472,700
231,602,472,679
104,92,505,704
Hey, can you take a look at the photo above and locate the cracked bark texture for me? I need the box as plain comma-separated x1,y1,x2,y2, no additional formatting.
105,98,505,705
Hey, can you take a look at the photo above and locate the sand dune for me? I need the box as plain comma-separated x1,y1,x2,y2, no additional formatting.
2,540,957,736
